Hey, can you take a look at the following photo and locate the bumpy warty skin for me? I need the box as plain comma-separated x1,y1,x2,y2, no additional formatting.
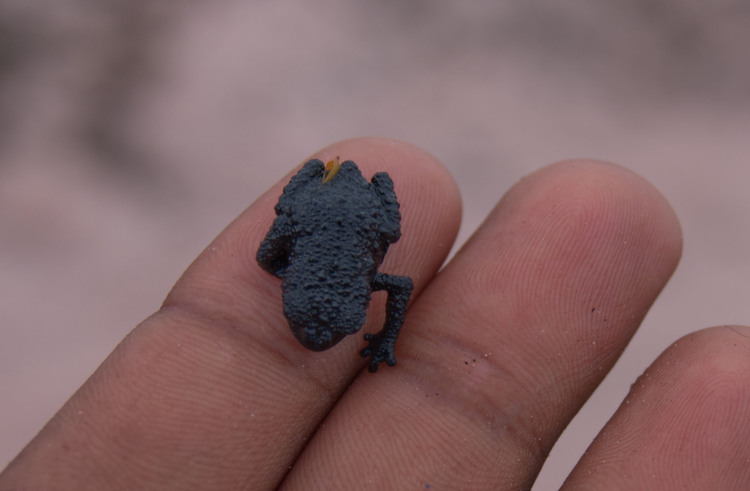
256,159,404,354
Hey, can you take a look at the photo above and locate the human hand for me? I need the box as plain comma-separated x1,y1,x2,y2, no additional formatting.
2,138,748,490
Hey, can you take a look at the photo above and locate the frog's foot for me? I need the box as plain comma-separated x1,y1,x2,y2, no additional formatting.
361,272,413,373
360,332,397,373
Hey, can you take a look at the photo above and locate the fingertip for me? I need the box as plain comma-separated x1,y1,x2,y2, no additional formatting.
517,158,683,267
653,325,750,410
566,325,750,489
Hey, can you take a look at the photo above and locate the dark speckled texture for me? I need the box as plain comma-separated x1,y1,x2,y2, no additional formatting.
257,159,413,372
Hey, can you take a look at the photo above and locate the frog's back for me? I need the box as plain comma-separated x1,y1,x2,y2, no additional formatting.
279,161,395,344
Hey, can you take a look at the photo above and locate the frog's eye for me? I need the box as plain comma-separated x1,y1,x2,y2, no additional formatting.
322,156,342,183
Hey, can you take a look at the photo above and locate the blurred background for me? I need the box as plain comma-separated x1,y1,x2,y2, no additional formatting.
2,0,750,487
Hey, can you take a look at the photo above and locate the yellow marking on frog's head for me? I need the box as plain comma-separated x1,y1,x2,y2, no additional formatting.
322,156,342,183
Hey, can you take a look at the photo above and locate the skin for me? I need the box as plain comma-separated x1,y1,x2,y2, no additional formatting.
1,137,749,490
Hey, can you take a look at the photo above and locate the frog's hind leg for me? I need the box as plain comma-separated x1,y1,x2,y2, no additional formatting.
360,272,413,372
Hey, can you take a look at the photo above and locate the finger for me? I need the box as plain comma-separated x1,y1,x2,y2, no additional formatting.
0,138,461,490
563,326,750,490
282,160,682,489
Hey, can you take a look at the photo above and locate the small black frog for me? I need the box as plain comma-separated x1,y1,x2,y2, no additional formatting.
257,158,413,372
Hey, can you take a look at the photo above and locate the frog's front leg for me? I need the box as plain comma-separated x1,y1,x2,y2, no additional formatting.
360,272,413,372
256,214,293,278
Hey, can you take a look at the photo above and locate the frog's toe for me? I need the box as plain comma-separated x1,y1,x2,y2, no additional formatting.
368,351,396,372
360,344,373,358
361,333,397,372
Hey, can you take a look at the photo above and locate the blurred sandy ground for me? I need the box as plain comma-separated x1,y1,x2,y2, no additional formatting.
2,0,750,487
